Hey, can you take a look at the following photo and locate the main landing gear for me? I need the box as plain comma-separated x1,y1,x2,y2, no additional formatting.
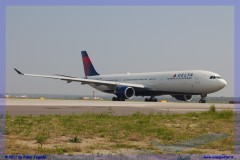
145,96,158,102
199,94,207,103
112,97,125,101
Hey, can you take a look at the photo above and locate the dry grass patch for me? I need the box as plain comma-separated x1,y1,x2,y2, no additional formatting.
6,108,234,154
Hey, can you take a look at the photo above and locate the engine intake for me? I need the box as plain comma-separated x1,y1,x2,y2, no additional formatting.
174,95,192,101
115,86,135,99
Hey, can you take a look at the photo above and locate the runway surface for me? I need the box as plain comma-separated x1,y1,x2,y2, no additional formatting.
4,99,236,116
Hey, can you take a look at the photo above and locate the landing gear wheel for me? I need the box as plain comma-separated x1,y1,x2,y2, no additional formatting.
112,97,117,101
199,100,206,103
121,97,125,101
145,97,157,102
115,97,125,101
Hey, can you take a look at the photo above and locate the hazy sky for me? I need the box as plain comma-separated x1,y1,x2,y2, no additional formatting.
6,6,234,97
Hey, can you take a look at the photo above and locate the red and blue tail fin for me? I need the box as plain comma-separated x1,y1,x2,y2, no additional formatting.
81,51,100,76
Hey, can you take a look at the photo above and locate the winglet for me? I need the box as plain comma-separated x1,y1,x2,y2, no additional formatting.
14,68,24,75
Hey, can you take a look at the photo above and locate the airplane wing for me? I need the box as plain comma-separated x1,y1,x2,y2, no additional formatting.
14,68,145,89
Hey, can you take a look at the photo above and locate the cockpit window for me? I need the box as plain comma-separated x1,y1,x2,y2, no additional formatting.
210,76,221,79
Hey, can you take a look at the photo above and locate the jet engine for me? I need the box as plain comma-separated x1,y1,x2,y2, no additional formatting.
173,95,192,101
114,86,135,99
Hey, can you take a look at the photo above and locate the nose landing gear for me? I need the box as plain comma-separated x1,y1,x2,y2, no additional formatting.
199,94,207,103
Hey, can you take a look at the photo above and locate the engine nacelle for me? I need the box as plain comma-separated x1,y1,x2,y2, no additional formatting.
174,95,192,101
114,86,135,99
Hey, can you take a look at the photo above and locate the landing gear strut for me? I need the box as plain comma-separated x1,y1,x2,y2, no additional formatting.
199,94,207,103
112,96,125,101
145,96,158,102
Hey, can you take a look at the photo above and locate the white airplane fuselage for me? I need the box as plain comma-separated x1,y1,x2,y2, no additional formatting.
14,51,227,103
88,70,227,96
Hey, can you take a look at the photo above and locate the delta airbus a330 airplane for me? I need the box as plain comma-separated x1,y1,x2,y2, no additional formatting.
14,51,227,103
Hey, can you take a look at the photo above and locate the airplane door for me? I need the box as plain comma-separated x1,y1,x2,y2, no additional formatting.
195,75,200,83
194,74,200,84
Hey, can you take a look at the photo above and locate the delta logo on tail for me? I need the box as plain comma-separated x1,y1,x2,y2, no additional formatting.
81,51,99,77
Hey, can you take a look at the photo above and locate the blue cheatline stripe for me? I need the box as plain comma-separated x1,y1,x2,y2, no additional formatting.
0,2,6,155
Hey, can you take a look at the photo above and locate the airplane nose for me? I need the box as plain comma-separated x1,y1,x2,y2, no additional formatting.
219,79,227,88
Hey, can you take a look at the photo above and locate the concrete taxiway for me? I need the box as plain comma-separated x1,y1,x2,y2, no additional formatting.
3,98,236,116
